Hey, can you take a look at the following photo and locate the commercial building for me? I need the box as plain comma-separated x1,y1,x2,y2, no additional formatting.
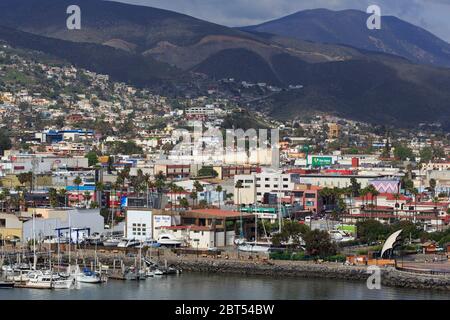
0,213,22,240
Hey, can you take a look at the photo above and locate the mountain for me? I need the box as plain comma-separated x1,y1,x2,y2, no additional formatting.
0,25,180,86
241,9,450,68
0,0,449,127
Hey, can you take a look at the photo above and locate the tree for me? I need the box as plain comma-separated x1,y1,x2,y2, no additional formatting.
189,191,198,208
419,147,433,163
272,220,310,247
85,151,99,167
303,229,337,257
83,191,92,207
215,185,223,209
428,179,437,197
350,177,361,197
17,172,33,191
194,180,204,193
179,198,189,210
48,188,58,207
0,129,12,155
356,219,390,243
393,144,414,161
107,155,115,173
198,166,218,178
58,188,68,207
73,176,82,205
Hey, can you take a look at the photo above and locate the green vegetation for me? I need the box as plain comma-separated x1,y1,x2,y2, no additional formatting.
393,144,414,161
198,166,218,178
85,151,99,167
0,129,12,155
106,141,143,155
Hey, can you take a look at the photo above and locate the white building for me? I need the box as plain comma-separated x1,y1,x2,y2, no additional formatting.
125,209,153,241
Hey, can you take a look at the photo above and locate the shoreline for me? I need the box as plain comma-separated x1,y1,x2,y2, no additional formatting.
161,257,450,291
9,249,450,292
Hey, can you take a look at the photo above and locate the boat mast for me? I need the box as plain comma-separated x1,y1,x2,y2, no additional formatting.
32,210,37,270
278,173,282,233
68,210,71,265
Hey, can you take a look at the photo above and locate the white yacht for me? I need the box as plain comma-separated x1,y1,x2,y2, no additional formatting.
25,271,53,289
102,238,121,247
157,234,183,246
69,265,102,284
117,238,141,248
238,242,272,253
329,230,355,242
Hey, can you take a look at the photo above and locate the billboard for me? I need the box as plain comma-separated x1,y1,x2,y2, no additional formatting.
311,156,333,167
153,215,172,229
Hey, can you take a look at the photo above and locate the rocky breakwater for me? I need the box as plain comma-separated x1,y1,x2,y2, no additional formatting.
163,258,450,291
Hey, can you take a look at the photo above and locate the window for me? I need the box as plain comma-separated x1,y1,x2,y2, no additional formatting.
0,219,5,228
305,193,315,199
256,184,260,188
245,180,253,183
283,178,289,182
265,184,270,188
265,178,270,181
283,185,288,188
256,178,261,181
273,184,278,188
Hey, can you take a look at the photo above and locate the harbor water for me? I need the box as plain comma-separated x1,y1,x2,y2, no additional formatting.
0,273,449,300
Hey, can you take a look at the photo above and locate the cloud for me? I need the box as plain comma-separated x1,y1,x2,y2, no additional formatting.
109,0,450,42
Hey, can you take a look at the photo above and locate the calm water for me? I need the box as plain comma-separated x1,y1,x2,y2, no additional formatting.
0,273,449,300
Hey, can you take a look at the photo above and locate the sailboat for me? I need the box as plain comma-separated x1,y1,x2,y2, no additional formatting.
0,239,14,288
70,265,102,283
237,199,272,253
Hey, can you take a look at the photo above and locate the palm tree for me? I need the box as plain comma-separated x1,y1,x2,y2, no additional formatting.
235,180,244,238
393,193,401,220
429,178,437,197
83,191,92,207
190,191,198,208
215,185,223,209
58,188,68,207
0,193,5,212
411,188,419,223
48,188,58,208
73,176,82,206
1,188,11,213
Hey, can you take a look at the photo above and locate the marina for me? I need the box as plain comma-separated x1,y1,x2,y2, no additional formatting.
0,272,449,300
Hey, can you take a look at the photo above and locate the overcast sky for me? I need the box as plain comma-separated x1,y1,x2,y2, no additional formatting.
110,0,450,42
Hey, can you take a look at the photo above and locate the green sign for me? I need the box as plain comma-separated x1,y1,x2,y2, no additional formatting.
311,156,332,167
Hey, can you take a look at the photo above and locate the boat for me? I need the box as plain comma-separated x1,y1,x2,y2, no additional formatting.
329,230,355,243
51,274,76,289
70,266,102,284
154,269,165,276
117,238,141,248
0,281,14,289
23,271,53,289
137,239,161,248
102,238,121,247
238,242,271,253
157,234,183,246
145,268,154,277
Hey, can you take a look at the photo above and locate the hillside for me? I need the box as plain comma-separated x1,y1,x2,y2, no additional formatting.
241,9,450,68
0,0,449,127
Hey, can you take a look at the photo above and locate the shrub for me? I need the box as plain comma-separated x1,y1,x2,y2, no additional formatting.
324,254,346,263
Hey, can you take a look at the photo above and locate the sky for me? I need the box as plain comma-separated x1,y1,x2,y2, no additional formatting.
110,0,450,42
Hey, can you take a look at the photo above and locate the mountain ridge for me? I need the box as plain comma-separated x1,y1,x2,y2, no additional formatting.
241,8,450,68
